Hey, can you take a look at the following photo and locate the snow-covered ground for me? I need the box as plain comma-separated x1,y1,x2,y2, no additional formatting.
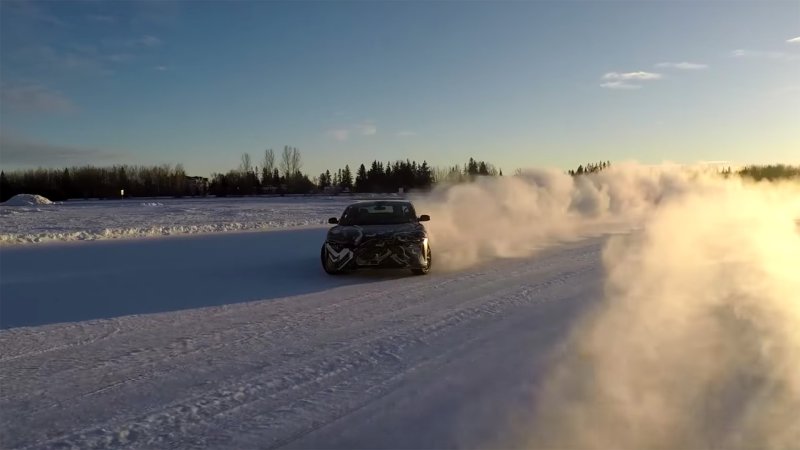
0,196,368,244
2,168,798,449
0,230,605,449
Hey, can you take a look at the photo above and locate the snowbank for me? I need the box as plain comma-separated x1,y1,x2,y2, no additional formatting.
0,197,352,245
2,194,54,206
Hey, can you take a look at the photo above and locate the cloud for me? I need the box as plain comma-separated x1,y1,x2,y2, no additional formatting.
108,54,135,63
327,121,377,141
0,133,125,167
136,35,162,47
788,36,800,44
356,121,377,136
396,131,418,137
0,82,75,113
603,71,663,81
731,49,800,61
103,35,163,49
655,61,709,70
154,65,168,71
86,14,115,23
13,45,112,77
4,1,66,27
327,129,350,141
600,81,642,90
600,71,663,90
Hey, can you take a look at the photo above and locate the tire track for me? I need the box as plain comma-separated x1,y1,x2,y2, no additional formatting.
24,261,596,449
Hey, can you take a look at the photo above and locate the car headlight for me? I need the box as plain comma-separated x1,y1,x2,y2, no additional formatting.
396,232,426,243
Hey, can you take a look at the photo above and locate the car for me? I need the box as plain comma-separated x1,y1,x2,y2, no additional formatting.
321,200,432,275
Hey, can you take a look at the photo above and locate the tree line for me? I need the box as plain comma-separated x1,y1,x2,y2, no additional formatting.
0,146,500,201
733,164,800,181
206,148,496,196
0,164,204,202
6,149,794,202
568,161,611,176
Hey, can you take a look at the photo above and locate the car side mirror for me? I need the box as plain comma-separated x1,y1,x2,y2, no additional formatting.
418,215,430,222
328,217,339,224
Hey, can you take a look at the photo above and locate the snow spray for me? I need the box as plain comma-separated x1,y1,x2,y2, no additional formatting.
525,174,800,449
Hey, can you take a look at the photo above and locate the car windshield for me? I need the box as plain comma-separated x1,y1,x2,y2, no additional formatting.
340,203,416,226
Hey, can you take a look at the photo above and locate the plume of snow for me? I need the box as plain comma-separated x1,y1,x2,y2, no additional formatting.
516,174,800,449
414,163,693,271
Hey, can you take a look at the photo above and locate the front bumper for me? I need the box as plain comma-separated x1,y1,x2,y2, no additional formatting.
326,238,428,269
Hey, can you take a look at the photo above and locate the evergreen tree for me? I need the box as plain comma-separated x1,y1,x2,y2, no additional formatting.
467,158,479,176
341,165,353,190
0,171,9,202
417,161,432,188
355,164,368,192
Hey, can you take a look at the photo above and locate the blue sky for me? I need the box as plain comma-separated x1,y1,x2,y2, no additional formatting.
1,0,798,177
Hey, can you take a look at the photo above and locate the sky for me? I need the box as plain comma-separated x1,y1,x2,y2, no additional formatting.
1,0,798,177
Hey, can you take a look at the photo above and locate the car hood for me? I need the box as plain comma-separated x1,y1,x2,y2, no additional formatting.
327,222,425,245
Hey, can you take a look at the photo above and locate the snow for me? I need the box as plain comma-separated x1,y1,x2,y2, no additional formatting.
0,196,364,245
1,194,54,206
1,169,798,449
0,230,605,449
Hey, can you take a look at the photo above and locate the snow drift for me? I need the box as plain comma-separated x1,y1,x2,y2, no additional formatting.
521,175,800,449
2,194,54,206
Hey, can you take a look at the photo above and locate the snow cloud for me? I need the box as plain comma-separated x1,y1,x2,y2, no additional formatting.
415,163,681,270
787,36,800,44
423,164,800,449
525,174,800,449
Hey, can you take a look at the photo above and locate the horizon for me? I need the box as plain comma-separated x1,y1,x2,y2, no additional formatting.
1,1,798,178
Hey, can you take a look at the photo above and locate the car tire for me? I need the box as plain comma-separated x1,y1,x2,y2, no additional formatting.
321,245,344,275
411,245,432,276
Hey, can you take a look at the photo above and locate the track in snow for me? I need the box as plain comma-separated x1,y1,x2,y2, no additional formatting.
0,230,605,449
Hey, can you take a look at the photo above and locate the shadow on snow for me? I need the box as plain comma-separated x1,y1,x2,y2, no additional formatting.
0,228,408,329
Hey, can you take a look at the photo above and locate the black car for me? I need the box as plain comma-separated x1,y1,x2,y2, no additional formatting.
322,200,432,275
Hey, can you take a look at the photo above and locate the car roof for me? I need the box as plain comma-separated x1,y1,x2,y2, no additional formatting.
349,200,412,206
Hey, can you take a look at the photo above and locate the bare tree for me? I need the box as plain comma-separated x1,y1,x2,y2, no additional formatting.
262,148,275,174
280,146,302,177
240,152,253,174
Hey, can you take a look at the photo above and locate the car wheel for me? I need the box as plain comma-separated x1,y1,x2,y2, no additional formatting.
411,245,432,276
321,245,343,275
